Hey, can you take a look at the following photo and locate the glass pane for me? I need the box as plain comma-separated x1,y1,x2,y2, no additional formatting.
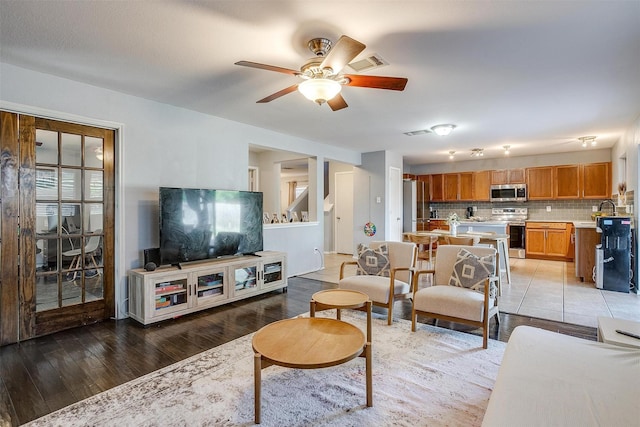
61,203,82,234
84,203,103,232
84,170,103,201
61,235,82,272
61,168,81,200
35,129,58,164
85,136,104,168
36,237,59,272
85,268,104,302
36,203,58,235
36,167,58,200
36,273,60,311
85,234,103,270
61,132,81,166
61,275,82,307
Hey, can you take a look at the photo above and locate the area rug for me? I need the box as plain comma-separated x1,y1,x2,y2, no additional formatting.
25,311,506,427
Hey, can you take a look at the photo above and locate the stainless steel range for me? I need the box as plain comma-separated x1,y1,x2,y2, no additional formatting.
492,207,528,259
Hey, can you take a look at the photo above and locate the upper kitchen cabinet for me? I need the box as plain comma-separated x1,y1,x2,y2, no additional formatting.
491,168,525,184
430,174,444,201
526,166,554,200
442,172,474,201
443,173,460,200
582,162,610,199
473,170,491,201
554,165,581,199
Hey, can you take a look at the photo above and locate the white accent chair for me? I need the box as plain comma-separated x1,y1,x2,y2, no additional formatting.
411,244,499,348
339,241,417,325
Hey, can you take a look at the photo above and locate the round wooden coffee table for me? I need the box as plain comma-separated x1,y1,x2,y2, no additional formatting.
252,317,372,424
310,289,372,342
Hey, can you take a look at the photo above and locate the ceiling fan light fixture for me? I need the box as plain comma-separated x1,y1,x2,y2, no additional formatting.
503,145,511,155
431,124,456,136
298,79,341,105
449,150,456,160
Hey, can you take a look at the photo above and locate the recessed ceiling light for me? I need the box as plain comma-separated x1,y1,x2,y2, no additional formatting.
431,124,456,136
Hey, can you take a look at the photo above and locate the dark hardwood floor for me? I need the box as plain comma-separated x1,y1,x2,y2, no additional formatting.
0,277,596,426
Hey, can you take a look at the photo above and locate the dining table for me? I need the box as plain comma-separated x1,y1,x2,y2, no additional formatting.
403,230,511,289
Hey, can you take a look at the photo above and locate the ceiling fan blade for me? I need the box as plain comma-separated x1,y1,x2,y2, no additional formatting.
320,35,366,74
327,94,348,111
235,61,301,76
257,84,299,103
343,74,408,91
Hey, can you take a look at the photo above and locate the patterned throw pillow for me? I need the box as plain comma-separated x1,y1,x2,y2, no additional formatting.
448,248,496,298
356,243,390,277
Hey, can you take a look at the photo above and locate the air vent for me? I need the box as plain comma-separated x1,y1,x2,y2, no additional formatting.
347,53,389,73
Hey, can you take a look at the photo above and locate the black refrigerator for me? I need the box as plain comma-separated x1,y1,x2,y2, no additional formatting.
596,216,632,293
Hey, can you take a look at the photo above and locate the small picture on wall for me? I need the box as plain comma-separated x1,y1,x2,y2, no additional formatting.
301,211,309,222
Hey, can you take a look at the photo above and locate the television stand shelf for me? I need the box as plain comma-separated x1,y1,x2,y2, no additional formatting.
128,251,287,325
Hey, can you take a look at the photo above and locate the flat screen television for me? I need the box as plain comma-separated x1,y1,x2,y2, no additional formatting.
159,187,263,265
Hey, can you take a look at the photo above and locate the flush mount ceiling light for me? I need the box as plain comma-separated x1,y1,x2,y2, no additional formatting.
449,150,456,160
431,124,457,136
471,148,484,157
503,145,511,155
578,136,597,148
298,78,342,105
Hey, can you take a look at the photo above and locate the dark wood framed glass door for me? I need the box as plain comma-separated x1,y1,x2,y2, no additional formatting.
0,112,115,344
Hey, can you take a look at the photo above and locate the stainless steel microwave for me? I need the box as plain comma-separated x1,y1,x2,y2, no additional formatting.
490,184,527,202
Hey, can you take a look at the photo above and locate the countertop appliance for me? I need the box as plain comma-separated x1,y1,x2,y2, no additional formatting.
490,183,527,202
492,207,528,259
595,216,631,293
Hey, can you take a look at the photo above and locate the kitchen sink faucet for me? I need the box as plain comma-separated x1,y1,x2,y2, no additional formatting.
598,199,617,215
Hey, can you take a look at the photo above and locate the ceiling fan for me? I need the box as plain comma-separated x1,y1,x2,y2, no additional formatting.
235,35,408,111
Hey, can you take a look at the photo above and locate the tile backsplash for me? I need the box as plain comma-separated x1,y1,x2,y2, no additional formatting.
430,192,634,221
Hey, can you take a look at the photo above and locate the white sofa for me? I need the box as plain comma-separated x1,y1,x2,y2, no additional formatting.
482,325,640,426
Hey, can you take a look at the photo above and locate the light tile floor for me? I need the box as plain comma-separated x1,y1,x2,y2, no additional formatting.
300,253,640,328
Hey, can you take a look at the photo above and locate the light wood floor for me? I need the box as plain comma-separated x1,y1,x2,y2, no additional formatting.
302,253,640,328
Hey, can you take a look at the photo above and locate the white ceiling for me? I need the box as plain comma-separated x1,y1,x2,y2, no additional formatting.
1,1,639,165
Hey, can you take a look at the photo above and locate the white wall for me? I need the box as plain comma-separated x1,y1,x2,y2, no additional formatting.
0,62,361,317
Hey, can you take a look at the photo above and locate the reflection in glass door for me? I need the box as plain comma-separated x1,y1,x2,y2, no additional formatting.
34,127,106,311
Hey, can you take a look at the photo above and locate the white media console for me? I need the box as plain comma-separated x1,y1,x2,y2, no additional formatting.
128,251,287,325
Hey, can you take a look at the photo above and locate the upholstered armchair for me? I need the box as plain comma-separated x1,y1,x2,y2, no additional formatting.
339,241,417,325
411,244,499,348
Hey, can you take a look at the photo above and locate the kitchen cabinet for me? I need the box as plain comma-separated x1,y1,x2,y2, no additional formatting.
428,219,449,231
582,162,610,199
430,174,444,201
473,170,491,201
442,172,474,202
441,172,474,201
526,167,554,200
555,164,580,199
459,172,474,201
491,168,525,185
443,173,459,201
575,226,600,282
525,222,573,260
